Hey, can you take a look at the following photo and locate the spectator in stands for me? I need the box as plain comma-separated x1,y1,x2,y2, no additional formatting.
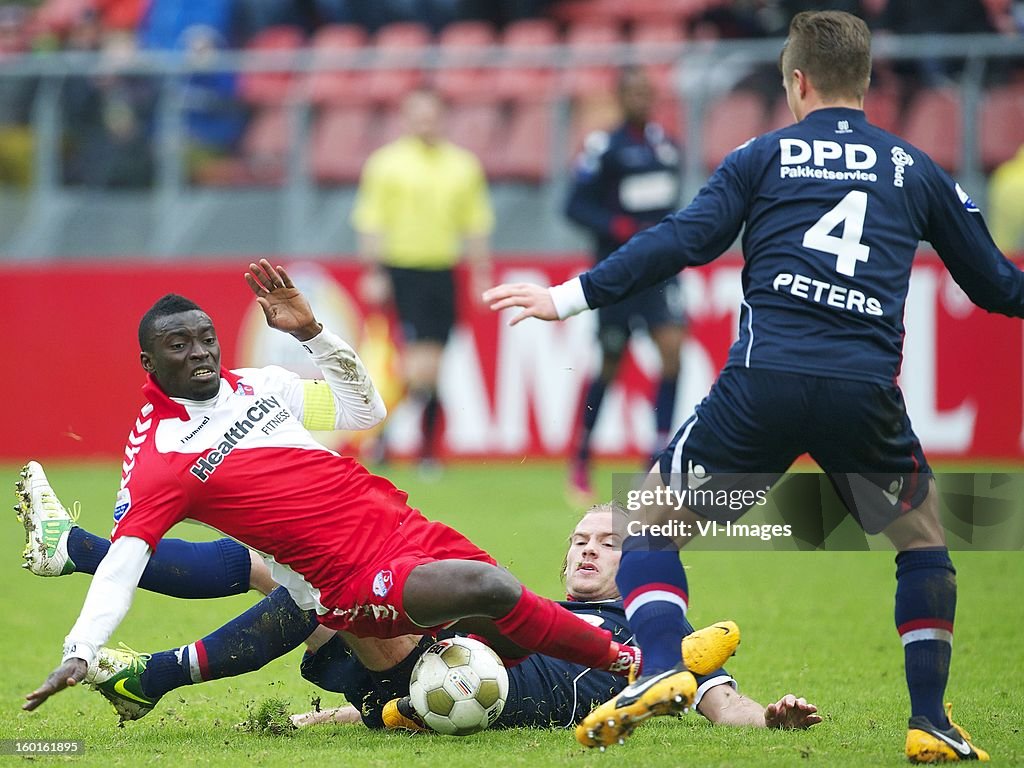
0,6,37,188
564,67,685,503
352,88,494,472
178,25,248,182
61,12,157,189
988,144,1024,254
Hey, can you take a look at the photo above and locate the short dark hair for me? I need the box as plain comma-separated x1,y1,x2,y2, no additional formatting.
138,293,206,350
780,11,871,102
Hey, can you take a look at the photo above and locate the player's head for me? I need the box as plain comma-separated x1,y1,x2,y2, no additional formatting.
402,88,444,145
779,11,871,118
617,66,655,125
138,293,221,401
563,503,625,601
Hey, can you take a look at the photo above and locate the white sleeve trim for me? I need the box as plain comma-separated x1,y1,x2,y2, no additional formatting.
693,674,737,708
299,325,387,431
549,278,590,320
62,537,151,666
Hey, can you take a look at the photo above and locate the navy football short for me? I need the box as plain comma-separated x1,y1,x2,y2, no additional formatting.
387,266,456,344
596,276,685,356
658,368,932,533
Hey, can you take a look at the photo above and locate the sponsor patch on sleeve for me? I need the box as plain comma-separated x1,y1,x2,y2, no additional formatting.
955,182,980,213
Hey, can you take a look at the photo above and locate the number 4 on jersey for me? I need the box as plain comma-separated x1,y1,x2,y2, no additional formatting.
803,190,870,277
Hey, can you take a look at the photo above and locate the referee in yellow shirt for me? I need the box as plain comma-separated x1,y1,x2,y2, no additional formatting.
352,88,494,470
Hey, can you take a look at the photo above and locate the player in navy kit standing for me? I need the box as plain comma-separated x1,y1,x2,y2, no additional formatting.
564,67,686,501
486,10,1024,760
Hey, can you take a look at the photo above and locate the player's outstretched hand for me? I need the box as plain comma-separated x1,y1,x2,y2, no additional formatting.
482,283,557,326
764,694,821,729
23,658,88,711
245,259,322,341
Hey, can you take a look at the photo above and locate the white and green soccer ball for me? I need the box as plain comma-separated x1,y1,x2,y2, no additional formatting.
409,637,509,735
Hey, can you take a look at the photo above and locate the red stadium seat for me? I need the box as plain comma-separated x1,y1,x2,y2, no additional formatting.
652,97,687,139
494,19,559,103
310,106,375,184
195,107,291,187
549,0,620,25
446,103,504,176
32,0,92,36
765,95,795,133
622,0,715,26
630,20,688,45
370,106,407,153
491,102,551,182
702,90,766,169
562,21,623,100
863,82,901,135
365,22,432,106
308,24,369,106
238,26,305,107
434,21,500,104
979,83,1024,171
902,87,962,172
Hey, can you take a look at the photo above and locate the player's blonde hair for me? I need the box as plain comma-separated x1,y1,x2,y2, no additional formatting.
780,11,871,102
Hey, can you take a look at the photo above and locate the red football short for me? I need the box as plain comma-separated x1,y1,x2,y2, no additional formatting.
316,508,497,638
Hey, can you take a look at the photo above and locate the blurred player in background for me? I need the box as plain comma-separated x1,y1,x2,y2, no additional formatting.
564,67,685,503
352,88,494,473
486,10,1024,760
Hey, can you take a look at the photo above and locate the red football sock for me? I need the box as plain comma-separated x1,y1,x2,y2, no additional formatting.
492,587,636,675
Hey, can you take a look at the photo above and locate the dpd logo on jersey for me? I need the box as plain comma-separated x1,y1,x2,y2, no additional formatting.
372,569,394,598
891,146,914,188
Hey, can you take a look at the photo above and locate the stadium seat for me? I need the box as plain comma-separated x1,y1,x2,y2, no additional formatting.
194,105,292,187
491,102,551,182
308,24,369,106
32,0,93,36
445,103,504,176
765,95,795,133
623,0,715,26
562,21,623,100
549,0,620,25
494,19,560,103
979,82,1024,171
364,22,432,106
434,21,500,104
238,26,305,107
863,82,901,135
630,21,688,46
310,105,375,184
902,87,962,172
653,97,687,139
702,90,766,169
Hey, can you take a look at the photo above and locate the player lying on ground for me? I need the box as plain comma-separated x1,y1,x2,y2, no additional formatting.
485,10,1021,761
19,482,816,730
21,260,649,714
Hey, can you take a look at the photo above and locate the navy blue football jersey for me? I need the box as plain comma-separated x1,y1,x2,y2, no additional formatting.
566,121,682,260
577,107,1024,384
494,599,630,728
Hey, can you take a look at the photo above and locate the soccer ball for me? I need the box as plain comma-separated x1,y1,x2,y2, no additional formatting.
408,637,509,735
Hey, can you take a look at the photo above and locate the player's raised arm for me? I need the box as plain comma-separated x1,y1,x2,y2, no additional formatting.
245,258,386,430
245,259,323,341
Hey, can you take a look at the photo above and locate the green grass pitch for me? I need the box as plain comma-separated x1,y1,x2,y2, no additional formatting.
1,460,1022,767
